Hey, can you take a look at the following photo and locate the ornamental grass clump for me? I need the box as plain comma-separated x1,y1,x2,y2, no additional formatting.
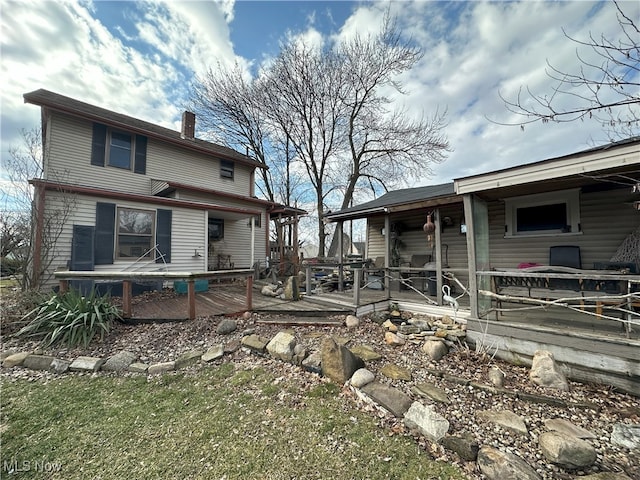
15,289,121,348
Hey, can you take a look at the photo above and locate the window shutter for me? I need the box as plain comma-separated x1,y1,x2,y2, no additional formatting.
134,135,147,174
156,209,172,263
95,202,115,265
70,225,95,295
91,123,107,167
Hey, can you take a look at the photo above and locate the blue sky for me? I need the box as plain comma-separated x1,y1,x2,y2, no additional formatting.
1,0,638,226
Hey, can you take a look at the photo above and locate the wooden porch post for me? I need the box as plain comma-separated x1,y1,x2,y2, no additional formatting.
306,264,312,296
384,214,391,295
246,275,253,310
463,195,478,319
59,279,69,294
434,208,443,305
337,221,344,292
122,280,132,319
187,280,196,320
353,267,361,306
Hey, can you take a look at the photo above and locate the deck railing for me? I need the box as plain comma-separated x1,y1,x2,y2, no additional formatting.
54,269,254,320
476,267,640,334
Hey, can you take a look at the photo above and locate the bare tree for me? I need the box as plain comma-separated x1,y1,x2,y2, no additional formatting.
1,128,75,290
338,15,450,210
498,0,639,138
190,14,450,257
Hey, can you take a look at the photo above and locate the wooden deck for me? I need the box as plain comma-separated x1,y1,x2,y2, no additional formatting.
126,282,352,321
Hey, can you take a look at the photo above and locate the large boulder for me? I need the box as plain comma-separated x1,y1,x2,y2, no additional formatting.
266,331,297,362
477,446,541,480
529,350,569,391
321,336,364,384
403,401,450,442
359,382,413,418
539,431,597,469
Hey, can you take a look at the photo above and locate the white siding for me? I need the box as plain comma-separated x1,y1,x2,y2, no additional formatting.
365,205,470,287
40,192,207,290
486,188,640,269
46,112,253,197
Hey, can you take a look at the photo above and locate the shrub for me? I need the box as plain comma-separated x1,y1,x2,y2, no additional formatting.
15,289,121,347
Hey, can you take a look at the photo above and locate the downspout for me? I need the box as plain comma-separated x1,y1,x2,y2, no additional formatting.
250,216,255,268
384,211,390,293
463,194,478,319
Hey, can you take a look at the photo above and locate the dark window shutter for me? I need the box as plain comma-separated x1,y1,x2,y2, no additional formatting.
156,209,172,263
134,135,147,174
70,225,95,295
91,123,107,167
95,202,115,265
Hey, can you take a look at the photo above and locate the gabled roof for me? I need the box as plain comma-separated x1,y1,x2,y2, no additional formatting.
24,89,265,170
324,182,457,222
455,136,640,195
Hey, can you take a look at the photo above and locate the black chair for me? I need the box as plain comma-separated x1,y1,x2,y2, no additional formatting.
549,245,581,290
550,245,582,269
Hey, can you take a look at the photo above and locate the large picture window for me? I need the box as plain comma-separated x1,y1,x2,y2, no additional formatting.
505,189,581,237
117,207,155,258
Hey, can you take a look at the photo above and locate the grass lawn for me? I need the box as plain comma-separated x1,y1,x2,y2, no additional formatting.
1,363,465,479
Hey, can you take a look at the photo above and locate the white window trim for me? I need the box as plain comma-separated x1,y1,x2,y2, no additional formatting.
107,128,135,171
504,189,581,238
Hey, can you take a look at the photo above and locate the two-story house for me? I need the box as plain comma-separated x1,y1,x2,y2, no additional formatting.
23,89,303,290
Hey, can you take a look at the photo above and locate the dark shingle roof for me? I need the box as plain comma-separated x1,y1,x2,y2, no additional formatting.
23,89,265,169
325,182,456,221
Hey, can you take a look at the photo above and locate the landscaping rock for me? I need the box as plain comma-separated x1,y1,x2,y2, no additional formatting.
50,358,71,374
344,314,360,328
175,349,203,369
2,351,30,368
441,433,479,461
128,362,149,373
529,350,569,391
301,351,322,374
224,340,240,354
266,331,297,362
379,363,412,381
539,430,597,469
382,319,397,332
411,382,450,404
488,366,505,388
25,355,56,373
384,331,405,346
102,351,137,372
202,345,224,362
321,336,364,384
216,319,237,335
350,368,375,388
611,423,640,450
403,401,450,442
283,276,299,301
477,446,541,480
349,344,382,362
69,356,105,372
477,410,528,436
360,382,412,418
422,339,448,361
544,418,596,439
0,350,16,361
292,344,307,365
241,334,269,353
147,361,175,375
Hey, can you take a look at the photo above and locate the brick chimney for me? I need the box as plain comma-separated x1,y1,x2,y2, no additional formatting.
181,111,196,140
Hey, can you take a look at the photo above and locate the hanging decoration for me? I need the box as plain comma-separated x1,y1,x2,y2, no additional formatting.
423,212,436,248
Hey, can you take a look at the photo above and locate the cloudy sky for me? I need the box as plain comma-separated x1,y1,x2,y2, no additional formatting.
1,0,637,205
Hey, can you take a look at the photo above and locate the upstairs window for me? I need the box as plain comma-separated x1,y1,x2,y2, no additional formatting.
109,131,133,169
91,122,147,174
505,189,581,237
220,160,234,179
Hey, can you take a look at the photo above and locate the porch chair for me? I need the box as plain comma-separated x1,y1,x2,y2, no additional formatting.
365,256,386,290
400,254,432,292
549,244,582,294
